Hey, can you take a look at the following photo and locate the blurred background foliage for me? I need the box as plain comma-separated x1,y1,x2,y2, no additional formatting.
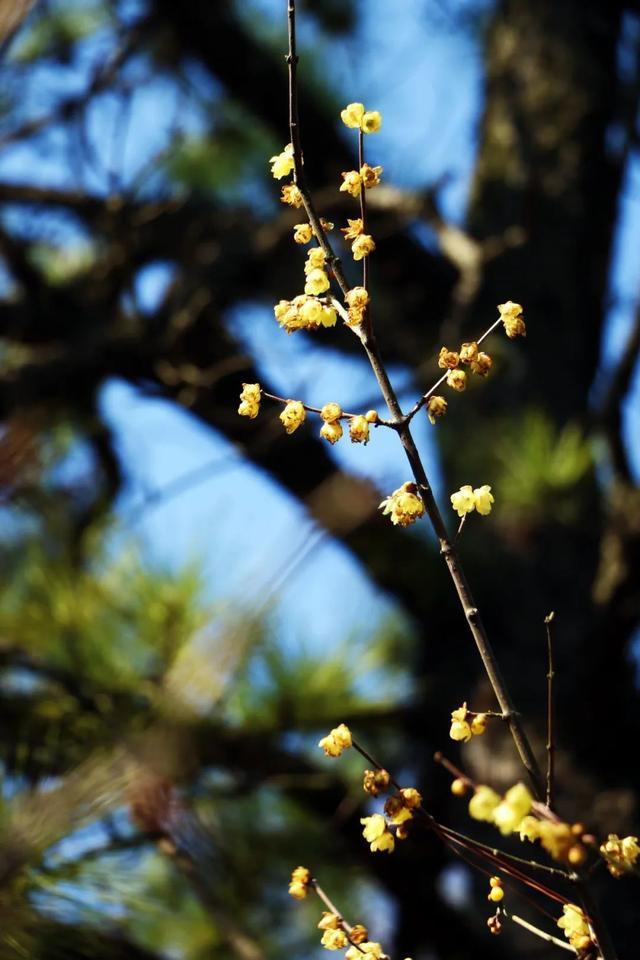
0,0,639,958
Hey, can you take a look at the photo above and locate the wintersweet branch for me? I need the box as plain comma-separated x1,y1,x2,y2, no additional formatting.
285,1,543,800
280,3,622,957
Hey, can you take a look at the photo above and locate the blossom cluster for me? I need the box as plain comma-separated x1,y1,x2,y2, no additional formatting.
288,865,312,900
339,213,376,260
340,102,382,133
498,300,526,338
467,782,533,836
519,815,586,865
318,723,352,757
237,382,261,419
449,703,489,742
599,833,640,877
450,484,494,518
360,786,422,854
437,340,493,393
275,294,337,333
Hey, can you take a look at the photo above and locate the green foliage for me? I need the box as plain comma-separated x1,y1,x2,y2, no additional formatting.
11,1,109,63
494,409,594,525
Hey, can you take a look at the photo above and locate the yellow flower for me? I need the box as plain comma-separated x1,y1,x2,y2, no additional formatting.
305,247,327,272
363,768,391,796
280,400,306,434
269,143,294,179
468,785,501,822
449,717,472,742
299,297,324,327
341,102,365,128
293,223,313,244
274,298,299,332
473,485,494,515
349,925,369,945
289,865,311,899
305,268,330,296
459,341,478,364
426,395,447,425
384,794,413,826
320,401,342,422
600,834,640,875
519,816,541,842
538,821,574,861
450,485,475,517
238,382,261,419
446,368,466,391
275,296,333,334
450,778,468,797
280,183,303,207
352,234,376,260
345,943,384,960
320,929,348,950
340,170,362,197
318,723,352,757
470,713,488,735
438,347,459,369
346,286,369,307
360,813,387,843
488,885,504,903
341,218,364,240
321,305,337,327
498,300,526,338
360,163,383,188
379,481,425,527
320,420,343,444
349,415,370,444
361,110,382,133
360,815,395,853
470,351,492,376
365,409,378,423
400,787,422,809
345,286,369,326
318,913,340,931
557,904,591,950
493,783,533,836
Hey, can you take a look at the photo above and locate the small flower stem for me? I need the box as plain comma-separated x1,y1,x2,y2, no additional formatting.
502,909,578,953
311,880,371,955
404,317,503,423
545,611,556,810
455,513,467,541
262,391,393,424
357,128,371,338
311,880,353,934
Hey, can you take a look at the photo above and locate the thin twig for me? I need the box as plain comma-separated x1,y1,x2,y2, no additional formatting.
357,128,371,338
261,391,392,426
545,612,556,809
405,317,503,422
503,909,577,953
